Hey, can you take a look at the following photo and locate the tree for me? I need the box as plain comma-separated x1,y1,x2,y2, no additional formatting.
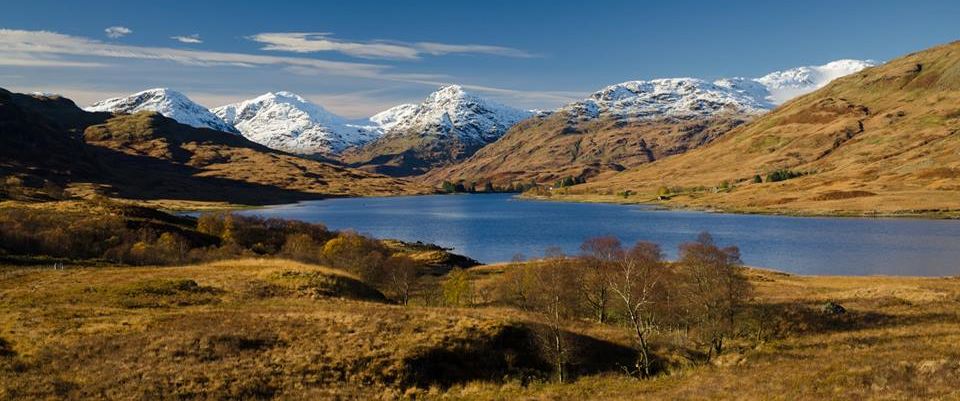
497,253,535,311
441,181,457,193
677,232,751,358
322,232,387,282
578,236,623,323
441,267,473,307
752,174,763,184
382,255,418,305
281,233,319,262
607,241,667,377
527,247,580,383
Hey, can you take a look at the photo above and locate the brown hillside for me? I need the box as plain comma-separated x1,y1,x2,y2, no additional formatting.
422,112,748,187
555,41,960,216
340,127,487,177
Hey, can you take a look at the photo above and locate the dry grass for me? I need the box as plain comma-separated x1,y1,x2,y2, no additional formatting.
0,259,625,400
2,259,959,400
436,268,960,400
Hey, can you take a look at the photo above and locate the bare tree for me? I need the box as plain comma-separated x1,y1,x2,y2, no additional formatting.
528,247,580,383
497,253,534,311
382,255,418,305
579,236,623,323
677,232,751,358
607,241,667,377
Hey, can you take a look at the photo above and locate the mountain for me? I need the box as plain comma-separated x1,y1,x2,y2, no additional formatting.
424,60,874,188
85,88,238,134
212,91,380,156
553,41,960,217
1,88,424,205
339,85,532,176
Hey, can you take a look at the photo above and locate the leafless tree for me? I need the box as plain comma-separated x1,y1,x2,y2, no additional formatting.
579,236,623,323
607,241,667,377
382,255,418,305
528,247,580,383
677,232,751,358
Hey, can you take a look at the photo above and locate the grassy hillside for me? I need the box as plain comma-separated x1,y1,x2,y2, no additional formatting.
0,259,632,399
2,259,958,400
0,89,428,208
422,112,747,189
447,267,960,400
549,41,960,217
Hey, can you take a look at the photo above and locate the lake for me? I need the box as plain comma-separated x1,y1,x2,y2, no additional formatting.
235,193,960,276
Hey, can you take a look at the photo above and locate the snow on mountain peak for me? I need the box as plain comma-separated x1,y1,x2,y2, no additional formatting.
371,85,532,144
212,91,378,155
575,78,773,120
85,88,238,133
565,59,875,121
756,59,877,104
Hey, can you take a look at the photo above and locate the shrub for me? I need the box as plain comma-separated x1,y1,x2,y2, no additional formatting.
766,169,805,183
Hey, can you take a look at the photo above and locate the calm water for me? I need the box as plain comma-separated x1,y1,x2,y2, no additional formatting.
236,194,960,276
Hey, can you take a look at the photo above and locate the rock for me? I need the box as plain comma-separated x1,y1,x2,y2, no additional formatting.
821,301,846,315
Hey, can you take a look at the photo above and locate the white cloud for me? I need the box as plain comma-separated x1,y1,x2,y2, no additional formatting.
0,29,569,113
249,32,536,60
171,34,203,44
0,29,399,79
104,26,132,39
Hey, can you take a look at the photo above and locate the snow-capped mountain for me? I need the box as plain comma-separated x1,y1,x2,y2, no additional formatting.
755,59,876,104
369,85,532,144
565,59,876,121
85,88,238,133
568,78,773,121
340,85,533,176
212,92,380,155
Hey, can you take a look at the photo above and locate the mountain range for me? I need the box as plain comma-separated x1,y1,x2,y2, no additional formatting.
82,59,872,181
424,60,874,187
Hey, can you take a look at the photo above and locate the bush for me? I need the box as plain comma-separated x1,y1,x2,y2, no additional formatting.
765,169,805,183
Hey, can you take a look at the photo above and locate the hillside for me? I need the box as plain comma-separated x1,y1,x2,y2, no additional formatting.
0,259,633,399
422,111,748,188
424,61,872,188
340,85,532,176
552,41,960,217
0,88,424,207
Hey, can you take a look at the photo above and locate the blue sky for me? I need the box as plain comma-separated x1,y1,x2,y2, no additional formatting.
1,0,958,117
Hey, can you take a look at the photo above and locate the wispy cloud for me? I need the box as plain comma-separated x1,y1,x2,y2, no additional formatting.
249,32,536,60
0,29,404,78
104,26,132,39
171,34,203,44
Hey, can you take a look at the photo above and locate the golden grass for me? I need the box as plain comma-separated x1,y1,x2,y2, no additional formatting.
2,260,960,400
438,268,960,400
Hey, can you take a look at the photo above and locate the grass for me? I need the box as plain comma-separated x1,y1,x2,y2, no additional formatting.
2,259,960,400
0,259,627,399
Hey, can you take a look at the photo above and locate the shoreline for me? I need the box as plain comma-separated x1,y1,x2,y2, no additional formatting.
518,192,960,220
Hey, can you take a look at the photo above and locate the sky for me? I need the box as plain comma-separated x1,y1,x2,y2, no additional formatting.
1,0,958,118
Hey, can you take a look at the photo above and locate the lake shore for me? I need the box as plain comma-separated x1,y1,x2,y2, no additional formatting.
520,191,960,220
